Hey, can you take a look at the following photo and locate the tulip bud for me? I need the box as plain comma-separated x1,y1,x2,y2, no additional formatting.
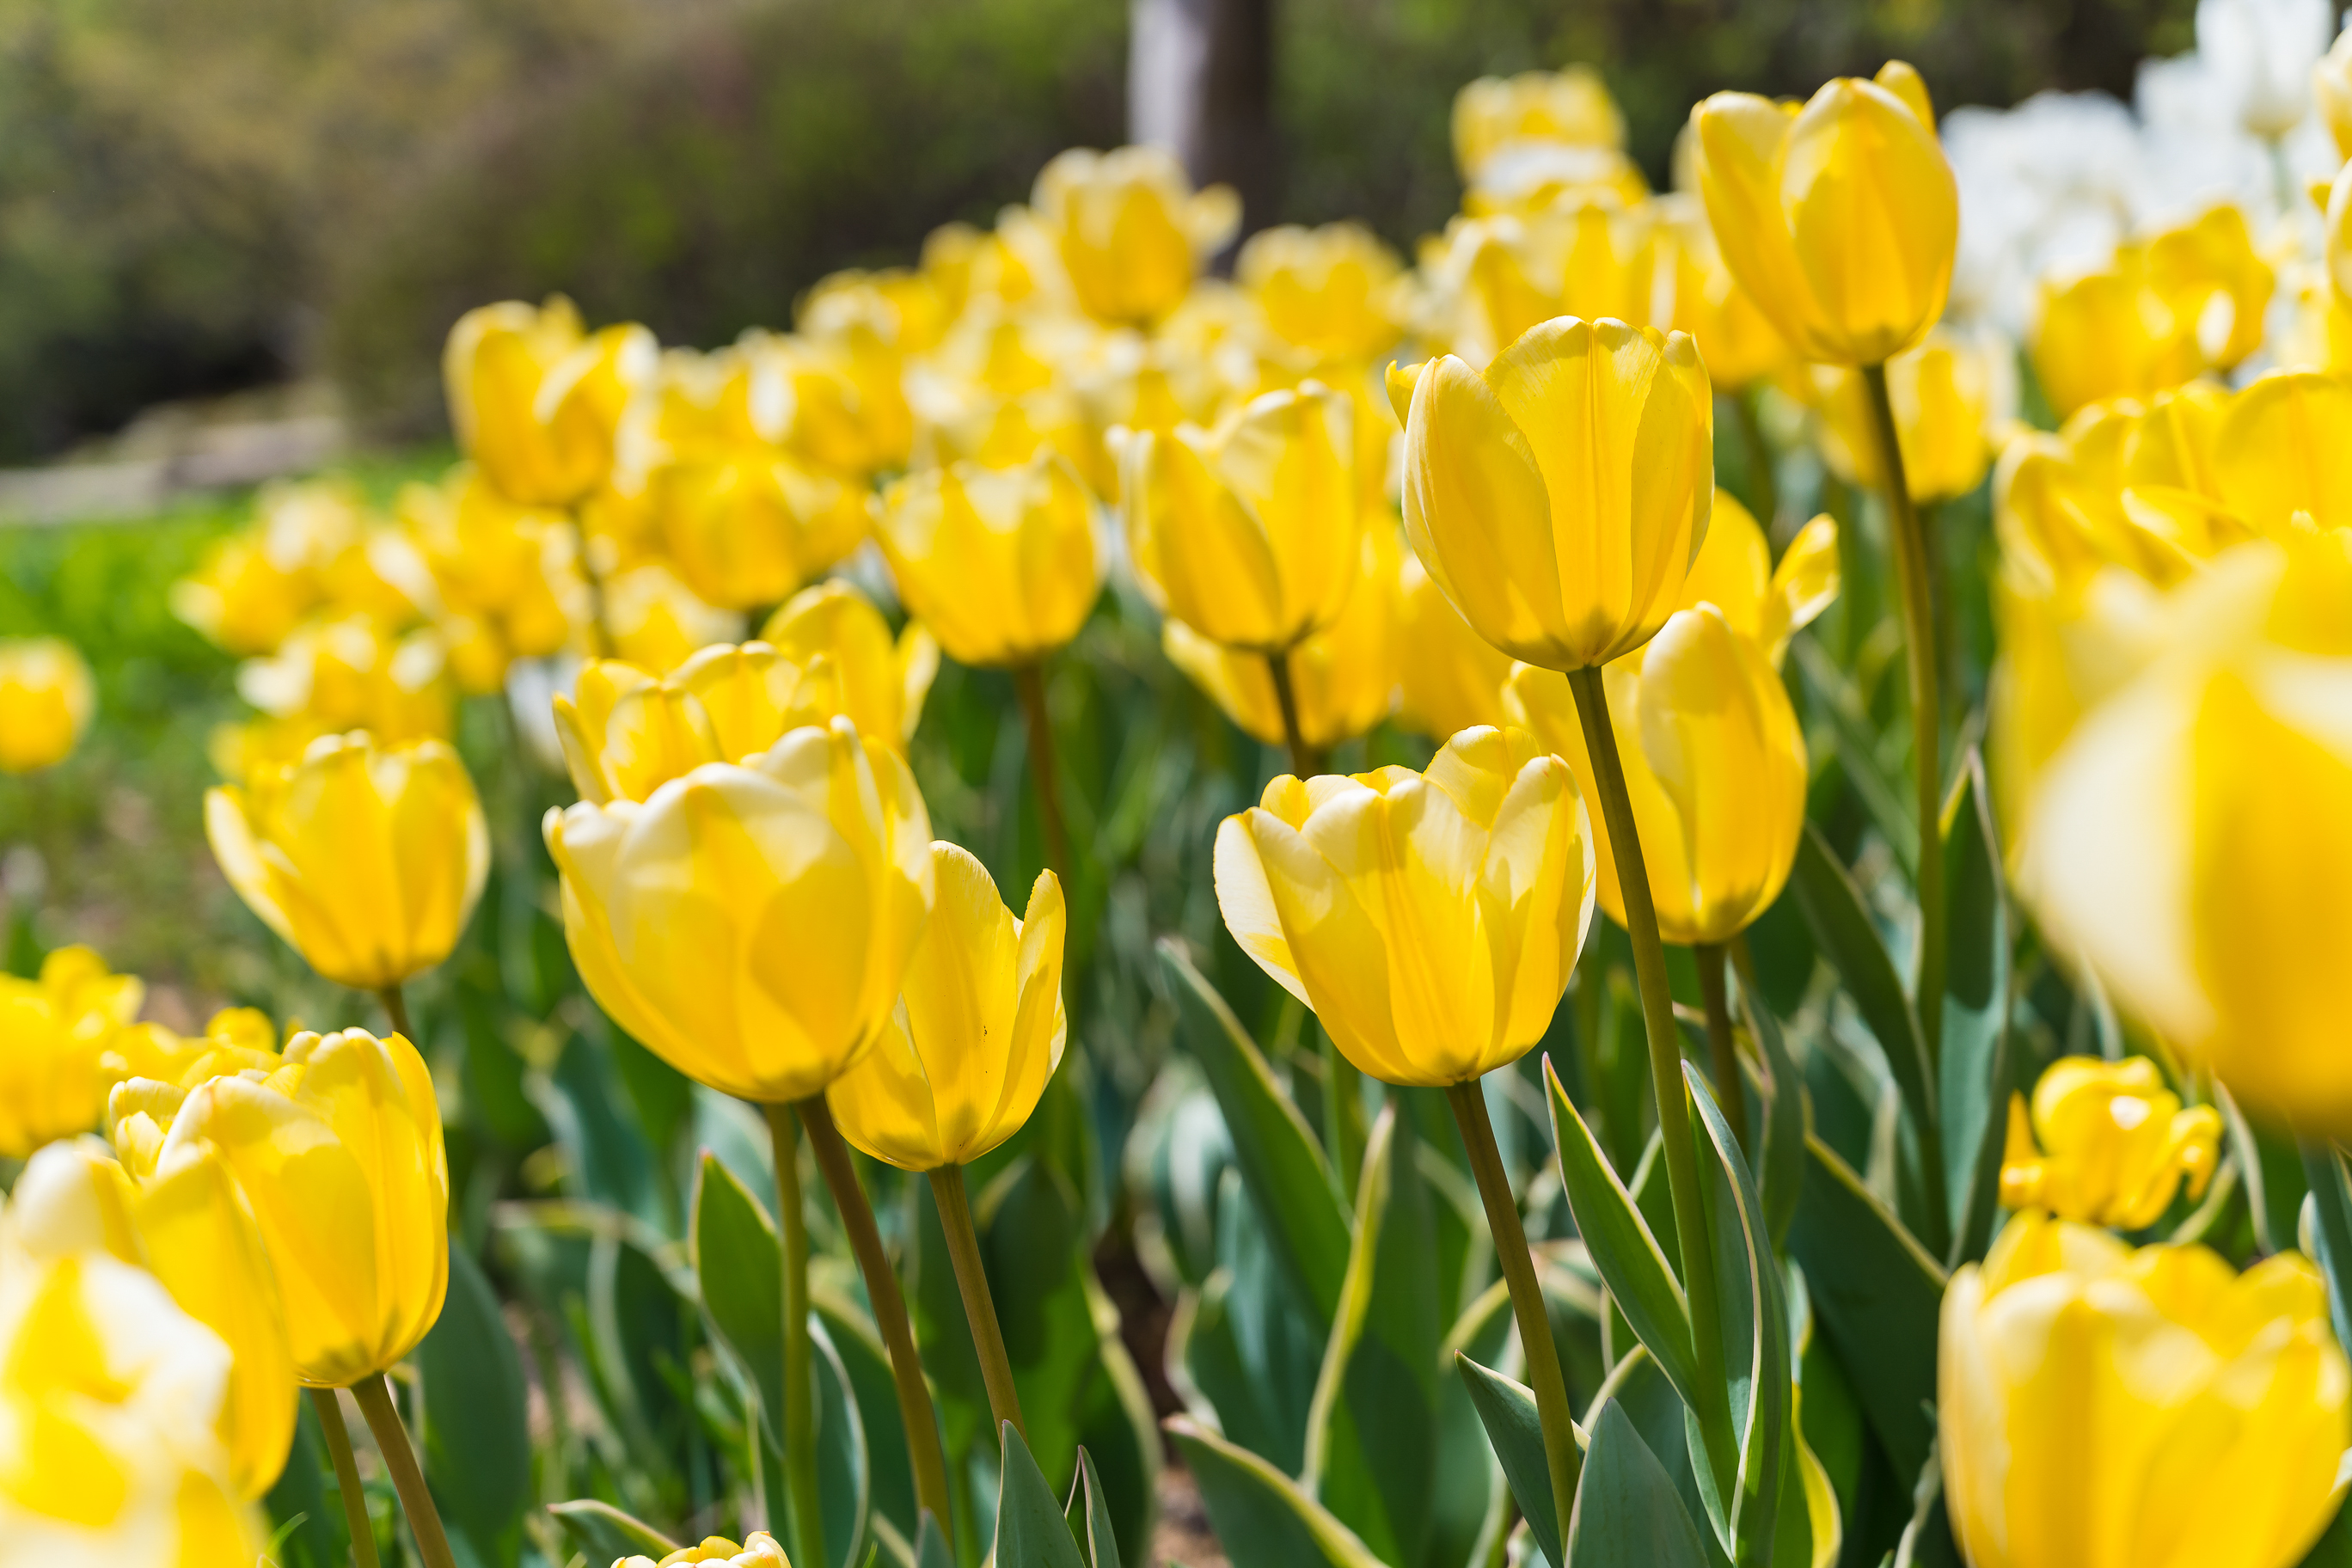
205,732,490,992
1997,1057,2221,1230
1031,146,1239,327
1234,223,1406,364
0,946,156,1159
873,454,1101,668
617,1534,793,1568
0,637,95,775
445,297,656,508
826,843,1065,1171
1940,1211,2350,1568
1691,62,1957,366
1215,727,1595,1087
1654,196,1791,392
545,717,935,1103
1393,316,1713,671
1121,381,1368,654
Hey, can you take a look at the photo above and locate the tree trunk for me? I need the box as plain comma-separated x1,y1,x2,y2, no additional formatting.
1129,0,1274,247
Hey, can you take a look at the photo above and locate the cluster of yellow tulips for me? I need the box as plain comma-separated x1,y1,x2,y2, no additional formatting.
11,14,2352,1567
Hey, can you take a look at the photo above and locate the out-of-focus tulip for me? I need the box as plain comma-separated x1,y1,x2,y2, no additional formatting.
0,637,95,775
652,455,868,613
544,718,935,1104
205,732,489,992
2199,0,2332,138
171,480,420,657
826,843,1065,1171
616,1534,793,1568
0,1197,261,1564
1235,224,1406,363
445,297,656,508
1940,1210,2349,1568
1395,552,1516,743
732,328,914,481
1391,315,1713,670
1165,522,1404,750
1671,491,1841,665
399,465,586,691
1811,328,2009,503
0,947,162,1159
2208,370,2352,536
2318,26,2352,158
873,454,1100,667
601,562,743,673
761,582,940,744
1655,196,1792,392
1121,381,1367,653
113,1026,450,1389
1030,147,1239,327
1413,204,1660,366
1998,1057,2222,1230
226,612,454,778
1214,727,1595,1087
11,1139,297,1499
1691,62,1957,365
1453,66,1627,177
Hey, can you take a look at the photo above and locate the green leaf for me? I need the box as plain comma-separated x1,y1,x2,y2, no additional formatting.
912,1512,954,1568
1790,637,1919,877
547,1499,680,1562
1157,940,1351,1330
1069,1449,1124,1568
415,1246,532,1559
815,1292,916,1544
1166,1417,1387,1568
1734,965,1808,1250
1567,1400,1712,1568
1543,1057,1699,1413
1784,1137,1945,1482
694,1152,785,1444
1453,1351,1568,1568
2300,1144,2352,1357
994,1422,1087,1568
1939,753,2013,1266
1788,827,1936,1149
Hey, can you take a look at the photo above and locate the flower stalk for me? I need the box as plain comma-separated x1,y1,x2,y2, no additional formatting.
762,1102,827,1568
309,1387,382,1568
350,1373,456,1568
1013,660,1072,886
928,1162,1025,1437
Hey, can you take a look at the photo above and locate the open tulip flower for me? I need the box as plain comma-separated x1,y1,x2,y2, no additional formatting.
1941,1211,2350,1568
760,581,940,744
1999,1057,2222,1230
205,732,489,994
0,636,95,775
444,296,658,509
1030,145,1239,328
0,946,182,1160
1234,222,1406,365
872,452,1100,668
618,1534,793,1568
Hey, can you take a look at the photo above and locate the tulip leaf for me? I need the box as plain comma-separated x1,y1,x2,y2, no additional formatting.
532,1027,667,1229
415,1246,533,1559
1939,753,2014,1267
1065,1449,1124,1568
1592,1345,1719,1558
1566,1400,1713,1568
1453,1351,1571,1568
547,1499,680,1562
2299,1144,2352,1357
1731,959,1808,1250
694,1151,787,1444
1169,1170,1324,1473
1165,1416,1389,1568
1790,637,1919,877
1788,827,1935,1146
1772,1404,1843,1568
994,1421,1088,1568
815,1290,917,1544
1543,1057,1700,1412
1784,1136,1945,1482
913,1511,954,1568
1158,939,1351,1330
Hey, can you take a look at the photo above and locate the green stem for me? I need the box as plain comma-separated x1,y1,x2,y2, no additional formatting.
376,984,412,1041
798,1097,954,1552
928,1164,1024,1436
1012,661,1072,888
309,1387,381,1568
1445,1080,1582,1538
762,1103,826,1568
1320,1027,1368,1185
1694,943,1748,1156
1264,648,1326,777
1861,361,1946,1070
1564,665,1736,1487
349,1375,455,1568
1732,385,1780,533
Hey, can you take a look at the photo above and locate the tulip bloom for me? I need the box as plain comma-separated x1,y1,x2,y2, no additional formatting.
0,946,168,1160
872,454,1101,668
1215,727,1595,1087
205,732,490,992
2319,25,2352,159
647,456,867,615
619,1534,793,1568
400,466,586,692
545,718,935,1104
1030,146,1239,327
1121,381,1367,654
1940,1212,2349,1568
1234,223,1406,363
1395,552,1516,743
1998,1057,2221,1230
444,297,656,508
826,843,1065,1171
1392,315,1714,671
1452,65,1628,177
761,581,940,745
112,1026,449,1390
0,637,95,775
1691,62,1957,366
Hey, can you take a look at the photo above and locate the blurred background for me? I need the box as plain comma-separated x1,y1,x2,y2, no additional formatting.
0,0,2196,463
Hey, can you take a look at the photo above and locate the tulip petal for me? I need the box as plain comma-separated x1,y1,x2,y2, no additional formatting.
1401,354,1563,665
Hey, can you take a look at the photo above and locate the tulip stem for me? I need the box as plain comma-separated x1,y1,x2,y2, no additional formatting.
309,1387,382,1568
1013,660,1073,887
1321,1027,1368,1184
1445,1079,1583,1537
1564,664,1737,1489
350,1374,456,1568
797,1098,955,1552
1265,648,1326,777
762,1103,827,1568
1694,943,1749,1155
1861,361,1946,1070
928,1163,1025,1436
375,984,412,1041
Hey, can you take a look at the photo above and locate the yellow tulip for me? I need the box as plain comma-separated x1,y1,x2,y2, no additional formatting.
444,297,656,508
1391,315,1713,671
800,266,952,361
600,561,744,674
1453,66,1628,177
1395,551,1516,744
873,454,1100,667
545,717,935,1103
651,454,868,613
760,581,940,744
1997,1057,2221,1230
1691,61,1957,366
2318,28,2352,161
10,1138,297,1499
169,479,419,658
1811,328,2006,503
1653,196,1791,392
1165,521,1404,750
0,637,95,775
399,465,586,692
0,946,160,1159
1030,146,1239,327
617,1534,793,1568
0,1199,261,1563
732,329,913,481
228,612,455,771
2212,370,2352,536
108,1026,448,1388
205,732,489,992
826,843,1065,1171
1940,1210,2349,1568
1234,223,1406,363
1214,727,1594,1087
1418,203,1662,364
1120,381,1367,653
